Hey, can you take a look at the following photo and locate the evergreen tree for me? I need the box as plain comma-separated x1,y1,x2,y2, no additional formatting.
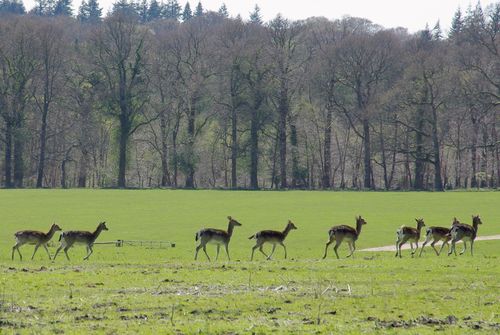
31,0,55,16
194,1,202,17
112,0,138,17
0,0,25,14
449,8,463,41
53,0,72,16
432,20,442,40
218,3,228,17
137,0,148,22
147,0,161,21
249,4,262,24
163,0,181,20
182,1,192,21
78,0,102,22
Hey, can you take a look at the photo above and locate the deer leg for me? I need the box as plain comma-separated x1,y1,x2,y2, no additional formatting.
279,242,287,259
333,241,341,259
412,242,419,257
460,241,467,255
12,243,22,260
347,241,356,258
63,246,71,261
224,243,230,261
251,244,259,261
470,240,474,256
437,241,446,256
258,245,269,259
43,244,52,260
53,245,63,260
323,240,332,259
84,245,93,260
267,244,277,260
195,244,202,260
31,244,41,260
397,242,405,258
395,238,400,257
215,245,220,261
202,245,211,261
419,240,427,257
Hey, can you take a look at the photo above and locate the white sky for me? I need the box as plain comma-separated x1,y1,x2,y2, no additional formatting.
23,0,498,32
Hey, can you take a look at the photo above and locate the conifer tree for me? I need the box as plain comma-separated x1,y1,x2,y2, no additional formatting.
163,0,181,20
194,1,202,17
182,1,192,21
249,4,262,24
218,3,228,17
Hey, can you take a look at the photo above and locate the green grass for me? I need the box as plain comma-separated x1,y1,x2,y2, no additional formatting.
0,190,499,334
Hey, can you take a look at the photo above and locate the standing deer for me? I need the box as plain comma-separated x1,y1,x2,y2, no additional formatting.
448,215,482,256
53,222,108,261
195,216,242,261
323,216,367,259
12,223,62,260
395,218,425,258
419,218,461,256
249,220,297,261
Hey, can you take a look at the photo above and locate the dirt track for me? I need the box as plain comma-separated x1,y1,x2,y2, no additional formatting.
359,235,500,252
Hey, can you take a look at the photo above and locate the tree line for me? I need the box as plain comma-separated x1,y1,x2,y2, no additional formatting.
0,1,499,190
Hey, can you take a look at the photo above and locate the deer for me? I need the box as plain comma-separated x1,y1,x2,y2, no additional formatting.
448,215,482,256
53,222,108,261
323,216,367,259
418,218,461,257
248,220,298,261
194,216,242,261
11,223,62,261
395,218,425,258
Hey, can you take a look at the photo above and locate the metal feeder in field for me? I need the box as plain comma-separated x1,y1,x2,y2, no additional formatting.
94,240,176,249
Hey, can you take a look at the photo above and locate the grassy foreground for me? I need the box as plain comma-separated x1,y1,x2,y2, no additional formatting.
0,190,499,334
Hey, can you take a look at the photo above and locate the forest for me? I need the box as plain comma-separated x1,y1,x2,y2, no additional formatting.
0,0,499,190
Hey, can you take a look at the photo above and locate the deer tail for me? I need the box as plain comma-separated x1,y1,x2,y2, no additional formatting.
248,234,255,240
195,232,199,241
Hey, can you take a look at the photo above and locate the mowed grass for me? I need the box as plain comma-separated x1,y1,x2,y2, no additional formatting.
0,190,499,334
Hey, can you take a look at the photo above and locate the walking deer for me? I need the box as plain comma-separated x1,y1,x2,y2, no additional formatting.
249,220,297,260
395,218,425,258
194,216,242,261
323,216,367,259
418,218,460,256
53,222,109,261
448,215,482,256
12,223,62,260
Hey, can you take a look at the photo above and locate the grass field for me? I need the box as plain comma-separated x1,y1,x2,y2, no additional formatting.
0,190,499,334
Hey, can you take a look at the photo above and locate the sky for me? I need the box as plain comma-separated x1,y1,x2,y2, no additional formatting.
23,0,498,33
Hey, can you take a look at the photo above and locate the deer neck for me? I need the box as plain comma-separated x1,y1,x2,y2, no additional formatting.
416,224,424,238
355,221,363,236
282,225,292,238
227,222,236,238
45,226,57,240
472,222,480,235
92,226,104,241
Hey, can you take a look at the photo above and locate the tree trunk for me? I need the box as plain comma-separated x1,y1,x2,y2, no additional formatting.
36,106,49,188
249,109,259,189
160,112,170,187
322,106,332,189
431,108,443,191
13,128,24,188
117,114,129,188
290,120,299,188
278,79,288,189
185,107,195,188
230,105,237,189
362,118,372,189
78,149,88,187
4,121,13,188
471,115,478,188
